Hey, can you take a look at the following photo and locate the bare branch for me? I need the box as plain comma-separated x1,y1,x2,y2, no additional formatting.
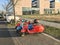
14,0,19,6
2,4,6,10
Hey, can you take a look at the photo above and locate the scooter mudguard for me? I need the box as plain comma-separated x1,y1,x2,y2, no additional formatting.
38,25,44,32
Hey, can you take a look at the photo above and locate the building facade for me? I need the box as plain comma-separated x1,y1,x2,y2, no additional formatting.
55,0,60,14
14,0,60,15
15,0,31,15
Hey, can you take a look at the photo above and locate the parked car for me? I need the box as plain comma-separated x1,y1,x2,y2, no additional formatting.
0,14,3,18
5,14,20,23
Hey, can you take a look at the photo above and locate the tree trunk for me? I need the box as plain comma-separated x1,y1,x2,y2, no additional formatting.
12,0,16,24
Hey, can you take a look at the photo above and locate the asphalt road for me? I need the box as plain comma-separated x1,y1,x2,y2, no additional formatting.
0,19,15,45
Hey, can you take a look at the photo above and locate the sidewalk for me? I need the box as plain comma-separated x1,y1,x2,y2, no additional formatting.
40,20,60,29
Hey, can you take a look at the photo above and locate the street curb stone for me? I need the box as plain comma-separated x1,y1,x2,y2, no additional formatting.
42,33,60,43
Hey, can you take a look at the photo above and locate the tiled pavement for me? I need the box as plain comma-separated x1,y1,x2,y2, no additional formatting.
8,28,60,45
40,20,60,29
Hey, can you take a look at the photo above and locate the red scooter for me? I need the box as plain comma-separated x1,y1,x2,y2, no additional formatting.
15,19,44,36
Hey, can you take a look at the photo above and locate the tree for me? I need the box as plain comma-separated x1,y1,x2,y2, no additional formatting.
2,0,11,14
10,0,19,24
2,0,19,24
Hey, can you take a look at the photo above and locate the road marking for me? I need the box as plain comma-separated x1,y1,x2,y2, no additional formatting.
42,33,60,42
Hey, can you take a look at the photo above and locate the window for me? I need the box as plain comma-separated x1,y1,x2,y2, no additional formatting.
57,9,60,14
50,1,55,8
22,7,31,15
32,0,39,8
44,9,55,14
22,7,39,15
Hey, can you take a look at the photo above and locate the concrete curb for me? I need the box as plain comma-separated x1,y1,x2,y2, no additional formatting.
42,33,60,43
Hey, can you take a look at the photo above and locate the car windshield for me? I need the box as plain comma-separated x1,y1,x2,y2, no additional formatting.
7,14,13,16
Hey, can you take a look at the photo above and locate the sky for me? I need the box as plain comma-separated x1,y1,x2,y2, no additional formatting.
0,0,4,11
0,0,5,10
0,0,53,11
0,0,8,11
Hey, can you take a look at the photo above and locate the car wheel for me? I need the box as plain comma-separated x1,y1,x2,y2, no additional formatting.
10,19,15,24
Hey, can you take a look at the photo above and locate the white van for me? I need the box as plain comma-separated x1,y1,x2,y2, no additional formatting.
5,14,20,23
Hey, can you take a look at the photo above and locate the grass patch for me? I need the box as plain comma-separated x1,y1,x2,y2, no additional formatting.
44,26,60,40
7,23,15,28
7,21,19,27
20,15,60,23
43,20,60,23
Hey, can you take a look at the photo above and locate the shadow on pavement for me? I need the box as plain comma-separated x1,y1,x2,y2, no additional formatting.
0,28,20,38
